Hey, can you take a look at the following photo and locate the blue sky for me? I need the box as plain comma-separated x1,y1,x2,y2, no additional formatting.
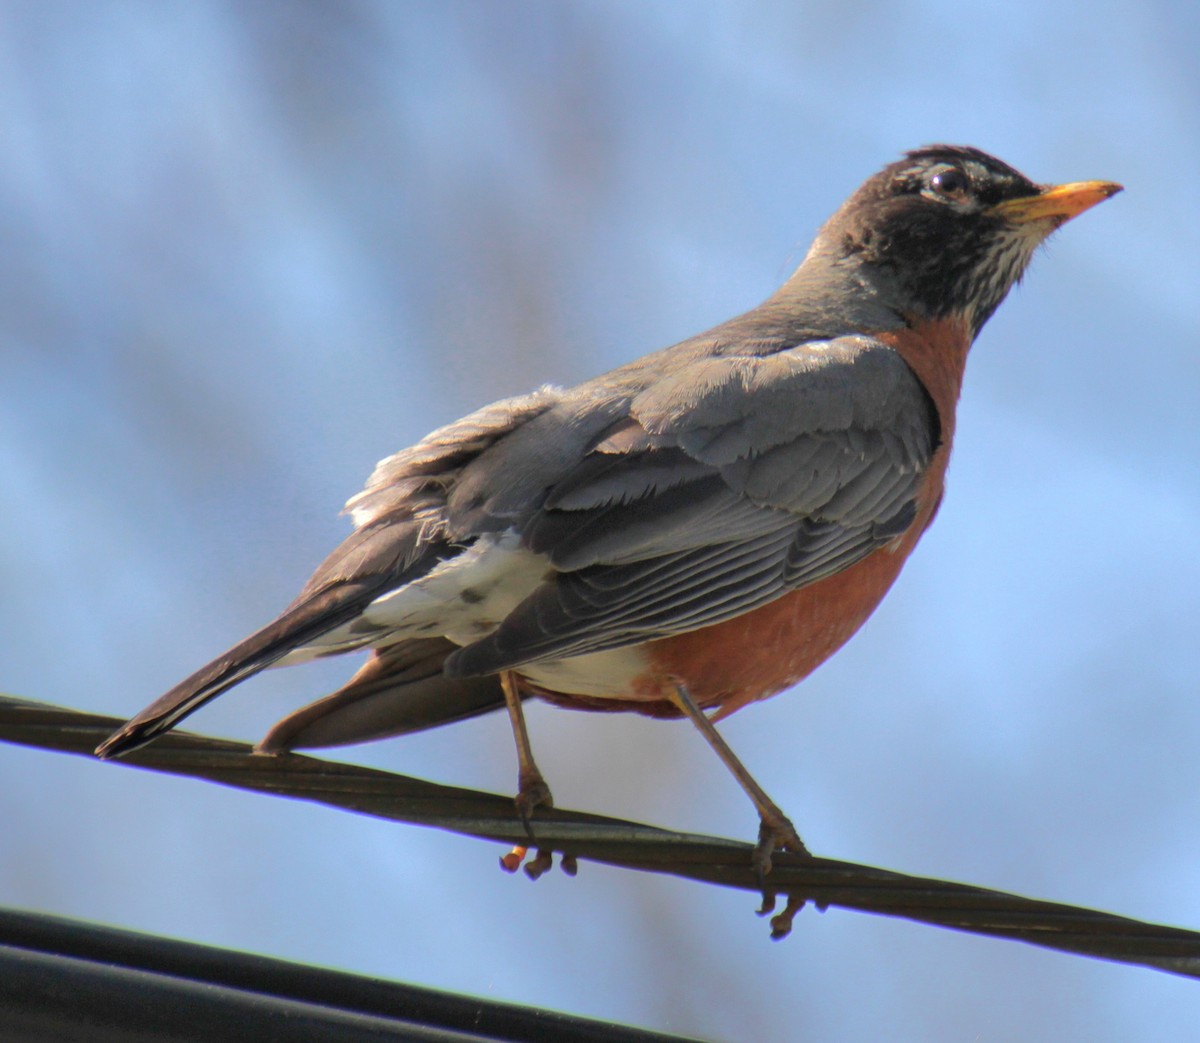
1,3,1197,1039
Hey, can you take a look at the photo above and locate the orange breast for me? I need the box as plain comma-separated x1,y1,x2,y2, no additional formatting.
640,451,947,718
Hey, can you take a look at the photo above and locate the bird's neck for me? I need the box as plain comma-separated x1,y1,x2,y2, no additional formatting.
776,239,975,433
768,239,913,339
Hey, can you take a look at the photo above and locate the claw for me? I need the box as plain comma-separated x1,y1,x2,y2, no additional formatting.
768,894,807,940
523,848,555,880
499,845,528,873
499,846,578,879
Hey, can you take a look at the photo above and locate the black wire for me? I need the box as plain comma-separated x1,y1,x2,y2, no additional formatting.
4,695,1199,980
0,906,702,1043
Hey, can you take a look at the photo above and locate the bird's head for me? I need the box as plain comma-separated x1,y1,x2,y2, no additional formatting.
809,145,1121,336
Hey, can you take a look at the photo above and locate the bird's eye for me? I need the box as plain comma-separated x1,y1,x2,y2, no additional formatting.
928,167,969,200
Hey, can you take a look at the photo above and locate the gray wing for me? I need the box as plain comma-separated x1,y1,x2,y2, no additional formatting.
446,335,936,676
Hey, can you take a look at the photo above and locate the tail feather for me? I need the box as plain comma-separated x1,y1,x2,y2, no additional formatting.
95,581,386,759
96,512,457,759
256,638,507,753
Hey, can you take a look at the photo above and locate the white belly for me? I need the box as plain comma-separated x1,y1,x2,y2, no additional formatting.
520,645,652,700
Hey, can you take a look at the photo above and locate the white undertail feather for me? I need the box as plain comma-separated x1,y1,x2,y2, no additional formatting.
274,530,654,700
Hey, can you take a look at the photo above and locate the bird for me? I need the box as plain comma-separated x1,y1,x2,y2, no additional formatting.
96,145,1120,874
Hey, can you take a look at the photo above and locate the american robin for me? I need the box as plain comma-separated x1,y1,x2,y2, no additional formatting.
97,145,1120,873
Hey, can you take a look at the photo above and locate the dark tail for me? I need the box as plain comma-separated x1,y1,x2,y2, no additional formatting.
95,582,386,759
95,510,460,759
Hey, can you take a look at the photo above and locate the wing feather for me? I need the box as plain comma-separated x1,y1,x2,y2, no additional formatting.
446,335,936,677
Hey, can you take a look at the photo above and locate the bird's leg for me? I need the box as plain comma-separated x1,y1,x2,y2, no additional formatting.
667,681,810,875
498,671,555,874
500,670,553,820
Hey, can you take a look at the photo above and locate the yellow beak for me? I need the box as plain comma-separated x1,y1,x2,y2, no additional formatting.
991,180,1123,225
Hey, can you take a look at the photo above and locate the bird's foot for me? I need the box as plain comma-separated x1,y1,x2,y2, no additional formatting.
753,813,810,878
756,892,808,940
522,848,555,880
499,845,529,873
498,769,558,876
497,846,576,880
514,769,554,826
